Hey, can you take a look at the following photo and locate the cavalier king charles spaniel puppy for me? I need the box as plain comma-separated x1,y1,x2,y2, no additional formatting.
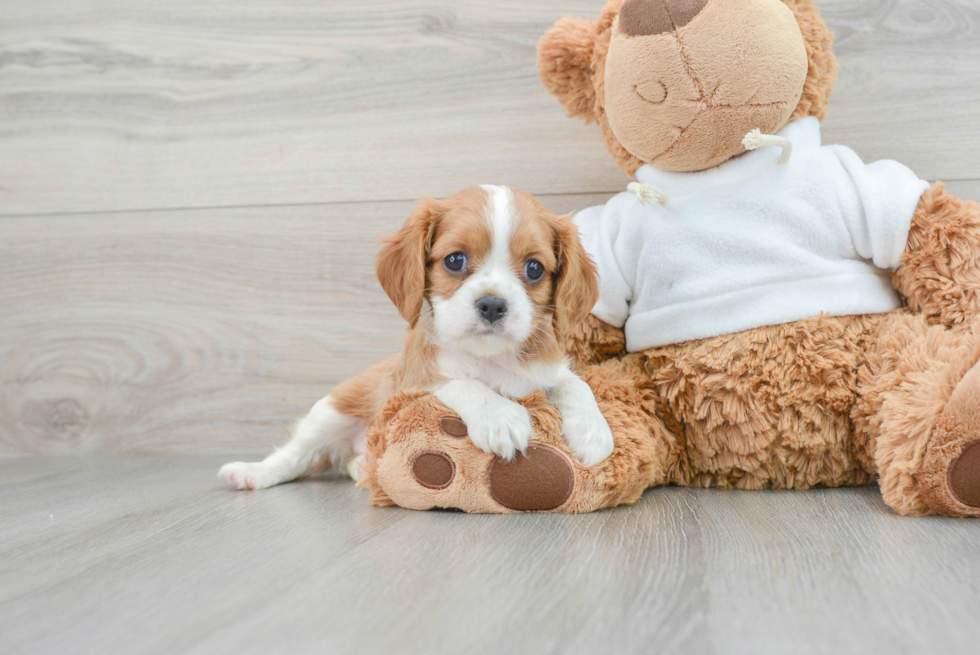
220,185,614,490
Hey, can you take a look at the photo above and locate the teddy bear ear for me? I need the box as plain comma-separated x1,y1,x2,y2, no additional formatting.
537,17,599,122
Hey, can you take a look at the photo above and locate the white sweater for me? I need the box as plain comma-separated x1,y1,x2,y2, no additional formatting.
574,118,931,352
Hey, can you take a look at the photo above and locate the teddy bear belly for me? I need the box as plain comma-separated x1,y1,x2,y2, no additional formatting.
631,311,887,490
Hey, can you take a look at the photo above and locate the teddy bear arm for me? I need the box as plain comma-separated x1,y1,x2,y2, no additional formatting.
562,314,627,369
892,183,980,329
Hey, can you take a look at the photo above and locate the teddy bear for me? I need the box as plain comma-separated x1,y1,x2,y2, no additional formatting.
359,0,980,517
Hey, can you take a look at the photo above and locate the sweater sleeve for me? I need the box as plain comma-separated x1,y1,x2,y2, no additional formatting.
572,197,634,328
829,145,932,271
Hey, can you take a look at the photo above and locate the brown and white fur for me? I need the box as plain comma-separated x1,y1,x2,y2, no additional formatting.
219,185,614,491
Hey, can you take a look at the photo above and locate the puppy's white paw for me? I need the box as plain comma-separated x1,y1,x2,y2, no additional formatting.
560,405,614,466
466,400,533,461
219,461,284,490
345,455,366,482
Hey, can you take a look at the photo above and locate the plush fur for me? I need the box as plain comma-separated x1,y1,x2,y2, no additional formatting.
361,0,980,516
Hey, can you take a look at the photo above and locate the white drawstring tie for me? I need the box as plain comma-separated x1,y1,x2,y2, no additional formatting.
743,129,793,164
628,182,668,206
630,130,792,205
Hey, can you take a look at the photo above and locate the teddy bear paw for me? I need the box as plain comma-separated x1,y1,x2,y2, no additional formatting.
914,361,980,517
379,410,578,512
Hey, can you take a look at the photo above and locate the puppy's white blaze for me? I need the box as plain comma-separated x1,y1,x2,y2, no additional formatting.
481,184,515,273
432,185,534,356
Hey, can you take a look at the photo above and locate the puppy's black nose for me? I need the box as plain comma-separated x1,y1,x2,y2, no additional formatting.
476,296,508,324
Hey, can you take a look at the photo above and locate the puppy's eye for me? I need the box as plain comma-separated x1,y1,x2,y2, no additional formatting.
524,260,545,282
444,252,467,273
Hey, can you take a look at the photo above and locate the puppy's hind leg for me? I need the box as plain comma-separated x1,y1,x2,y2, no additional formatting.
219,396,365,491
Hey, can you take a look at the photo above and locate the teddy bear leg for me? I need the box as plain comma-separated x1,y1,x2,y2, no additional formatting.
892,183,980,329
855,312,980,517
361,360,679,513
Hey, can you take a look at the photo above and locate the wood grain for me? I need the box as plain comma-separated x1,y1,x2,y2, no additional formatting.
1,455,978,655
2,0,980,455
2,183,979,455
0,194,614,454
942,179,980,200
1,0,979,216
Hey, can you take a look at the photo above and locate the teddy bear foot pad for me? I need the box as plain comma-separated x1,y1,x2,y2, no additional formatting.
486,445,574,511
408,420,575,511
949,442,980,508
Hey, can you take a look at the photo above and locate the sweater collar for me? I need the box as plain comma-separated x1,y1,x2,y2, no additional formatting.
633,117,823,196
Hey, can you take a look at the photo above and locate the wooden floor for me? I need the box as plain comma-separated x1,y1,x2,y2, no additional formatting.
3,1,980,653
3,0,980,455
2,454,979,655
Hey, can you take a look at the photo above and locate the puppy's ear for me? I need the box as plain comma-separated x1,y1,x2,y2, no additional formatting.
376,197,444,327
552,213,599,340
538,17,598,122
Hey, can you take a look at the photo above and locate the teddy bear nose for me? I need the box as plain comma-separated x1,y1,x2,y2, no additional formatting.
619,0,709,36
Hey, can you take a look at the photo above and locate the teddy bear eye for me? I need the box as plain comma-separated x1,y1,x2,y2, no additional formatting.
524,260,545,282
444,252,467,273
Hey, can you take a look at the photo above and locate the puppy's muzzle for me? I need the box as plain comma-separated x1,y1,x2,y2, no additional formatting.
476,295,508,325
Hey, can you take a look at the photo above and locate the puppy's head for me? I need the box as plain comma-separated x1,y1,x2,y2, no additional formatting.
376,186,599,357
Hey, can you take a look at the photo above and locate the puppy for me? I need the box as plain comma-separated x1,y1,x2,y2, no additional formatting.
220,185,614,491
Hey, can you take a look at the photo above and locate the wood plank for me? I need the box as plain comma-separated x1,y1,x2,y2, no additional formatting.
1,0,978,216
1,455,978,655
821,0,980,174
942,179,980,201
0,194,614,455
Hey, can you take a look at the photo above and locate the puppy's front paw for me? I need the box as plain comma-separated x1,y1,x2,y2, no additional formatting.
219,461,282,490
466,400,533,461
560,405,614,466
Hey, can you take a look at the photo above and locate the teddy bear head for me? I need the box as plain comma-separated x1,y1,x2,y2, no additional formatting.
538,0,839,174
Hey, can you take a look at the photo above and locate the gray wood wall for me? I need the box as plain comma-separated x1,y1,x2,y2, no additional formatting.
2,0,979,454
